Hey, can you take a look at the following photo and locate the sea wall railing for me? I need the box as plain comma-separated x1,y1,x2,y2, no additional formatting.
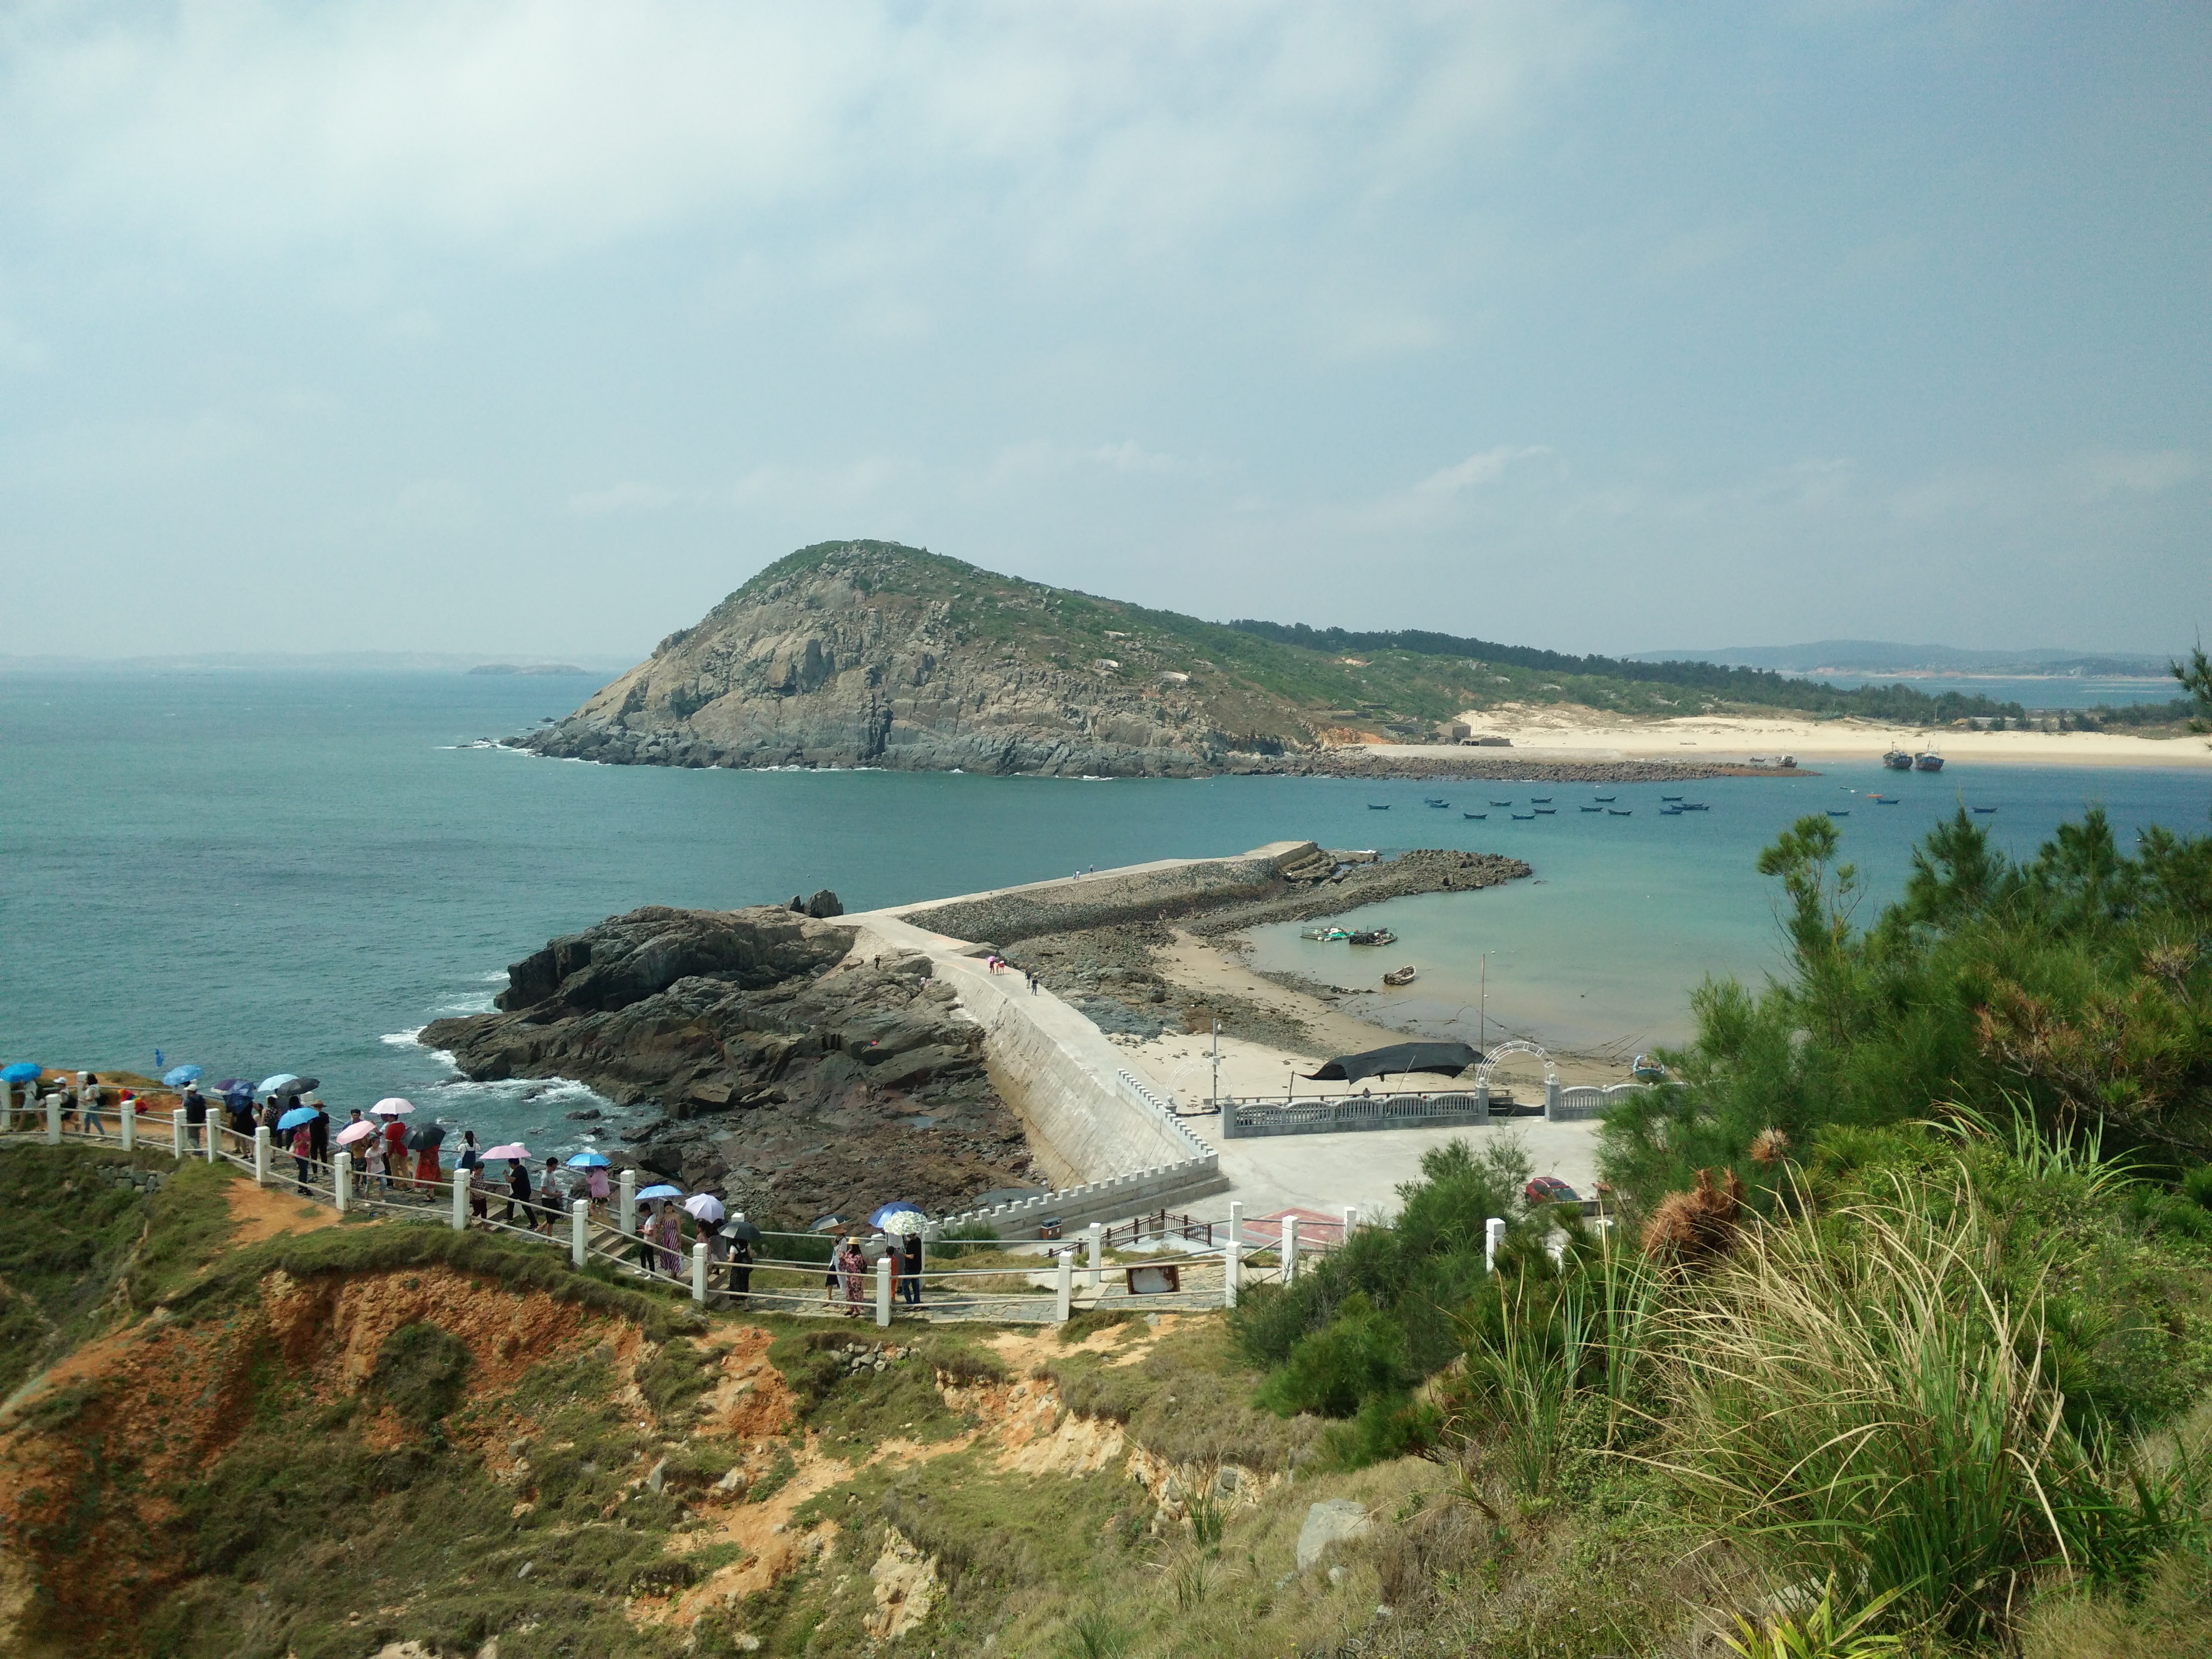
1220,1079,1647,1137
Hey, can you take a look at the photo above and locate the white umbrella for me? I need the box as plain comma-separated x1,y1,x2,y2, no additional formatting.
876,1209,929,1236
683,1194,726,1224
371,1097,415,1117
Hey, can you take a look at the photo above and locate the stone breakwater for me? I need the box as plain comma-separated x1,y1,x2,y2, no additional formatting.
900,846,1526,951
1260,752,1817,782
911,846,1530,1047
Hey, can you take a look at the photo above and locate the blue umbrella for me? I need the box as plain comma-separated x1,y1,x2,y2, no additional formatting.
277,1105,318,1131
636,1183,684,1202
1,1063,41,1084
566,1152,611,1168
257,1073,300,1095
867,1201,925,1229
222,1082,253,1103
162,1065,203,1086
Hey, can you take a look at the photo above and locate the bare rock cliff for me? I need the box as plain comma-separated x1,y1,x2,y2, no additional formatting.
517,541,1306,776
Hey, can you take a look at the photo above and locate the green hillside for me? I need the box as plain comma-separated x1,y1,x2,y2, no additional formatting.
729,541,2027,737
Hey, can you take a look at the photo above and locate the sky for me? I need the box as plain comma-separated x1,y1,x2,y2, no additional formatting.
1,1,2207,661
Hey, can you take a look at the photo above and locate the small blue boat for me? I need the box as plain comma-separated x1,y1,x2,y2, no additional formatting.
1368,804,1390,810
1608,808,1632,816
1489,799,1514,806
1594,794,1616,802
1425,797,1450,808
1463,812,1487,820
1828,808,1851,817
1580,805,1603,812
1972,805,1997,814
1533,807,1556,815
1512,812,1536,820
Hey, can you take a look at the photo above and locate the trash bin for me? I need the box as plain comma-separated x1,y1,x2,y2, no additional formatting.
1037,1216,1063,1240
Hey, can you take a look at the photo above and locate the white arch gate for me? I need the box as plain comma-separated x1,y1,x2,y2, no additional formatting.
1475,1039,1561,1118
1475,1040,1645,1121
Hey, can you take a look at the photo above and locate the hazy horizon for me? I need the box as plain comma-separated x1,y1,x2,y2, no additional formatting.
3,6,2205,658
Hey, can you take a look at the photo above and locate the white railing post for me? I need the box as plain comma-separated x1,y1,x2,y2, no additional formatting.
204,1119,217,1164
691,1241,709,1305
1224,1201,1243,1308
618,1169,637,1238
1342,1205,1359,1248
571,1200,589,1269
1281,1215,1299,1285
334,1150,351,1213
876,1252,892,1327
1484,1216,1505,1274
172,1107,187,1160
1087,1221,1104,1290
45,1091,62,1146
253,1126,271,1187
451,1167,469,1230
1055,1249,1074,1322
119,1100,134,1151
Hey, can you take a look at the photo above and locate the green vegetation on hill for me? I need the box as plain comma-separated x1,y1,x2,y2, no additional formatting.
717,541,2031,741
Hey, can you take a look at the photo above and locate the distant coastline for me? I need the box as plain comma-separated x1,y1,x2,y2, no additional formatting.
467,663,591,676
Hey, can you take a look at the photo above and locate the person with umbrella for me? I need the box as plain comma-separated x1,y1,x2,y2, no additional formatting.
278,1103,317,1195
308,1097,331,1170
654,1201,684,1275
901,1231,925,1308
505,1154,532,1229
374,1102,412,1195
566,1151,612,1219
412,1124,446,1195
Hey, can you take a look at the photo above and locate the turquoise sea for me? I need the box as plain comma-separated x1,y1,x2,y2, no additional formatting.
4,672,2207,1159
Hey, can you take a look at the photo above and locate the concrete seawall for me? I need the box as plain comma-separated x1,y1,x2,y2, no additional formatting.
847,859,1287,1237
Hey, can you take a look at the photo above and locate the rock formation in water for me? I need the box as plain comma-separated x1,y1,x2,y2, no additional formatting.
517,540,1321,776
420,904,1039,1227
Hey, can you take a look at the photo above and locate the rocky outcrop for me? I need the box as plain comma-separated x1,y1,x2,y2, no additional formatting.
421,906,1040,1226
516,541,1310,777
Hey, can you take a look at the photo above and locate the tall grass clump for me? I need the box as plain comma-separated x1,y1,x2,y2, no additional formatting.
1657,1170,2135,1636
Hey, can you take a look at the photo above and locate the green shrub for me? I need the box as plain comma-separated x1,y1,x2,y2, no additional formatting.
372,1322,472,1428
1252,1292,1406,1418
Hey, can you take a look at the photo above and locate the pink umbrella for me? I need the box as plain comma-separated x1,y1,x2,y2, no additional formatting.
483,1142,529,1160
371,1097,415,1117
336,1120,377,1147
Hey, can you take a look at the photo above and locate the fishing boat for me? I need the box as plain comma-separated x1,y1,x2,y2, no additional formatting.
1424,797,1450,808
1300,926,1351,943
1661,806,1683,816
1661,794,1682,801
1972,805,1997,814
1683,801,1708,811
1348,927,1397,947
1489,799,1514,806
1875,797,1900,805
1531,796,1552,804
1580,805,1603,813
1914,747,1944,772
1533,807,1556,815
1631,1053,1666,1082
1608,808,1632,816
1463,812,1487,820
1511,812,1536,820
1883,747,1914,771
1381,965,1417,988
1828,808,1850,817
1367,803,1391,810
1594,794,1616,802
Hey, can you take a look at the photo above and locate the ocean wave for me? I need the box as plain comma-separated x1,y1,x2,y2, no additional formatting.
432,995,496,1015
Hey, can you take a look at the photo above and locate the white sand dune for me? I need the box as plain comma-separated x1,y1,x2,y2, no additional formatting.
1376,704,2212,770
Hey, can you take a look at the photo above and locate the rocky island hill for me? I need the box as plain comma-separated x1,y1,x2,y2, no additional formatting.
514,539,2025,779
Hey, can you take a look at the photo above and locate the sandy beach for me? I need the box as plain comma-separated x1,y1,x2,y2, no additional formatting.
1366,702,2212,769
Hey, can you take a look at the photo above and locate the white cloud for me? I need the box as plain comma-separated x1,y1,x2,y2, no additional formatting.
1414,444,1555,497
2069,448,2200,500
0,2,1615,263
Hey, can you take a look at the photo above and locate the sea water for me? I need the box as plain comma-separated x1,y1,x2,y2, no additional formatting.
4,671,2206,1161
